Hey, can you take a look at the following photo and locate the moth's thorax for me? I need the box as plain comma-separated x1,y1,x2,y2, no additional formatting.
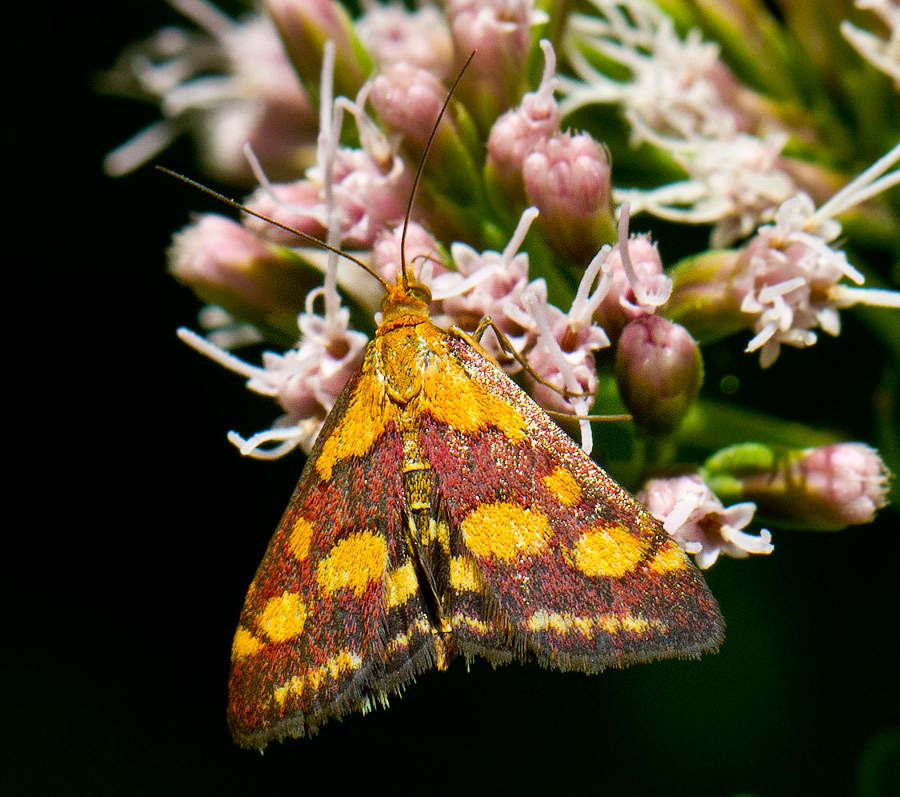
376,313,443,406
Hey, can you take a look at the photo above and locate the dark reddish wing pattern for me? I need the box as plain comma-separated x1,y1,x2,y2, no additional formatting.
420,335,724,669
227,362,440,748
227,305,723,750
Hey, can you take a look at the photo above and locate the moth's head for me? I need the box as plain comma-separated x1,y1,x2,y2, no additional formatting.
380,280,432,322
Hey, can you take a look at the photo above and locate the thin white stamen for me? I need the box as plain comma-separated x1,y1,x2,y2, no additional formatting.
841,18,900,86
502,208,540,264
757,277,806,303
662,495,700,536
811,143,900,226
167,0,234,37
745,324,775,353
537,39,559,99
336,82,393,165
524,291,594,454
103,121,178,177
430,264,503,301
243,142,275,193
242,143,325,225
318,39,336,149
617,202,672,307
525,293,580,394
569,246,612,328
228,429,305,459
317,41,343,329
177,328,276,393
830,285,900,308
786,230,865,283
720,523,773,555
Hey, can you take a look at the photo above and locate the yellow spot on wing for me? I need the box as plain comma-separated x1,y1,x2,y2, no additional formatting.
384,618,434,656
273,650,363,707
422,354,527,442
316,369,392,481
274,675,304,708
231,625,261,660
528,610,597,636
289,516,314,561
648,542,691,573
542,466,583,507
258,592,308,643
572,524,649,578
385,562,418,608
451,613,491,633
462,502,553,561
325,650,363,679
304,650,364,692
449,556,483,592
528,610,656,636
317,531,388,596
616,614,651,633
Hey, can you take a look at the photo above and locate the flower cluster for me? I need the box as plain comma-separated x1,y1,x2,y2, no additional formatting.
106,0,898,568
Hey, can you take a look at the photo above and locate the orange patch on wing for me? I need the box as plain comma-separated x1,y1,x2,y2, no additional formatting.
648,542,691,574
542,466,584,507
258,592,308,643
316,531,388,596
461,501,553,561
316,370,392,481
422,350,527,442
572,524,649,578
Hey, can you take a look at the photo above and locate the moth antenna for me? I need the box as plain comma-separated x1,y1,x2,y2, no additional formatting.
545,410,633,423
155,166,392,292
399,50,476,292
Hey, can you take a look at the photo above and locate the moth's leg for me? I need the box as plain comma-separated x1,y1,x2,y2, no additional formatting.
452,317,591,401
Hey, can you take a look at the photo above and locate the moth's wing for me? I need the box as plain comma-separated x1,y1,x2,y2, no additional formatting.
419,334,724,671
227,361,441,750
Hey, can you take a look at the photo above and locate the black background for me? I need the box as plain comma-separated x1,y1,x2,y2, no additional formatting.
9,2,898,794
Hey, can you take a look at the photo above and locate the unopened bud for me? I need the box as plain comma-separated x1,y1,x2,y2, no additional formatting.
168,214,315,332
523,132,615,263
264,0,373,109
370,63,451,146
705,442,891,530
446,0,535,128
615,316,702,435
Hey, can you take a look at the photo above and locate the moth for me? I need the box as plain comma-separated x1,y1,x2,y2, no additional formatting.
226,273,724,748
168,55,724,751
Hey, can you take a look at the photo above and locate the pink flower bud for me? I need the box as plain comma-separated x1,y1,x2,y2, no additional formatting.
264,0,372,106
615,316,702,435
244,148,414,250
486,39,561,193
243,181,328,246
357,4,454,78
740,443,891,530
523,132,614,262
446,0,536,127
369,63,450,145
595,234,668,342
168,214,311,319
